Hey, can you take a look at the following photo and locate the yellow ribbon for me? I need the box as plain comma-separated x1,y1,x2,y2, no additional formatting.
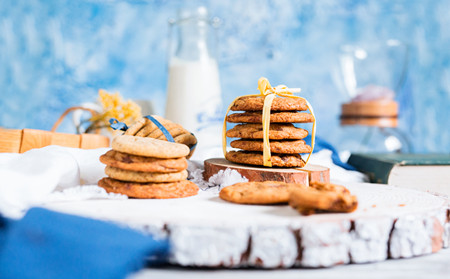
223,77,316,167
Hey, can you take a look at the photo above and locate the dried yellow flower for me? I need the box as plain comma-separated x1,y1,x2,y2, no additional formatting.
86,89,142,134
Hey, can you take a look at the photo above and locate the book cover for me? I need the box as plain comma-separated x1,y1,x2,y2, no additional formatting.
347,153,450,184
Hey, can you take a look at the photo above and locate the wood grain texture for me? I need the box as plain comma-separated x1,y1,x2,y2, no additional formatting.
80,133,110,149
43,182,450,269
51,132,81,148
20,129,52,153
204,158,329,185
0,128,23,153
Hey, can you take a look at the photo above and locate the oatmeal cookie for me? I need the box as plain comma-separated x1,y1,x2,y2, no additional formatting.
226,111,314,123
230,139,312,154
226,123,308,140
225,151,306,168
99,150,187,173
112,135,190,158
230,96,308,111
104,166,188,183
98,177,198,199
289,181,358,215
219,181,307,204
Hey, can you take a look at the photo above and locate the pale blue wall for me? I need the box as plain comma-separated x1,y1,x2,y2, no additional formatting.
0,0,449,153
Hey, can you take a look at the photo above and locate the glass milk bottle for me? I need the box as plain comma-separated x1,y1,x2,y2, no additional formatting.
165,7,222,136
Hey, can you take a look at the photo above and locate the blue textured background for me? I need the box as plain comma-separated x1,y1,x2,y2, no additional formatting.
0,0,449,153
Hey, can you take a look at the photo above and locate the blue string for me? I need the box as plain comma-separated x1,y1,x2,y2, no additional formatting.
144,115,175,143
109,118,128,131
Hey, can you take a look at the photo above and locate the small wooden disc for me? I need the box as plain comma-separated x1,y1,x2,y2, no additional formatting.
203,158,330,185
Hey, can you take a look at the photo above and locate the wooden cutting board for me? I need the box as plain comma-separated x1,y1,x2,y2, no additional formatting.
43,182,449,269
203,158,329,185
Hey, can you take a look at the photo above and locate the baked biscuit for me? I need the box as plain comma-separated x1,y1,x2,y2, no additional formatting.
219,181,307,204
105,166,188,183
136,116,182,137
230,96,308,111
124,117,147,136
289,181,358,215
230,139,312,154
226,123,308,140
122,116,197,158
226,111,314,123
225,151,306,167
98,177,198,199
112,135,190,158
99,150,187,173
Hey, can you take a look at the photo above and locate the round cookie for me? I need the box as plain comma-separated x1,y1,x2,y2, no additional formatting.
99,150,187,173
219,181,307,204
230,96,308,111
124,117,147,136
98,177,198,199
105,166,188,183
230,139,312,154
225,151,306,168
136,116,182,138
112,135,190,158
226,112,314,123
289,181,358,215
226,123,309,140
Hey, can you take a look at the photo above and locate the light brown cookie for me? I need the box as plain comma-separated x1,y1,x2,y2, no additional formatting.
124,117,147,136
99,150,187,173
230,96,308,111
105,166,188,183
230,139,312,154
131,116,197,158
136,116,183,138
226,123,309,140
289,181,358,215
225,151,306,167
98,177,198,199
226,111,314,123
112,135,190,158
219,181,307,204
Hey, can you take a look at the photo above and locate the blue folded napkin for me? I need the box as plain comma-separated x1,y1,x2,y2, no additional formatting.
0,208,169,279
313,136,357,171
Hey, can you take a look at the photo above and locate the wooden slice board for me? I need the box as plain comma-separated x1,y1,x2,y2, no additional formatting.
203,158,330,185
43,183,450,269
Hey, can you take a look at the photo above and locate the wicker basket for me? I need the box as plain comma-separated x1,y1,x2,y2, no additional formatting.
0,107,110,153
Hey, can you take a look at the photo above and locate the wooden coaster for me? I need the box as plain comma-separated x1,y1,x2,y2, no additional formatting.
203,158,330,185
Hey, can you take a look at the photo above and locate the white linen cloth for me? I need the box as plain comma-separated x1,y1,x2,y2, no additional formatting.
0,145,366,219
0,146,125,219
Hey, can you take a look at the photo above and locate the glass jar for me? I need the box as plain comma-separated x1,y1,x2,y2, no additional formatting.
165,6,222,133
335,39,412,154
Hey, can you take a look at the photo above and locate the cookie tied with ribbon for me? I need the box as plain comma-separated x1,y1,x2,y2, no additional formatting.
223,77,316,168
110,115,197,159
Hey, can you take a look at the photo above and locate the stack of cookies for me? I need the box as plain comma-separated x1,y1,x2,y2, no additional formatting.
124,115,197,159
98,135,198,199
225,96,314,167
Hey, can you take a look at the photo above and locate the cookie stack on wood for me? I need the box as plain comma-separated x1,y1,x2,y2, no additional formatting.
98,135,198,199
225,96,314,167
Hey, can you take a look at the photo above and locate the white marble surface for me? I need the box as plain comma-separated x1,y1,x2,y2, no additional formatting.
131,248,450,279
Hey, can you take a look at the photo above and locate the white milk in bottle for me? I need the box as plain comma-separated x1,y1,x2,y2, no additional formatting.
165,7,223,159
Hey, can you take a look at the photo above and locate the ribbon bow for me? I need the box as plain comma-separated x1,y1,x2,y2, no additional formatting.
257,77,301,96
